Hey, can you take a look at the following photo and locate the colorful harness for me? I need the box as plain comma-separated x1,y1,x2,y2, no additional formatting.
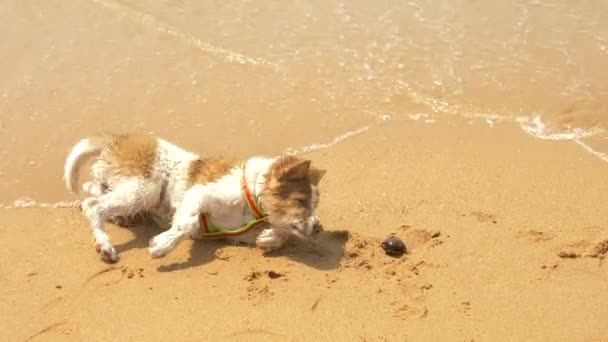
199,163,267,238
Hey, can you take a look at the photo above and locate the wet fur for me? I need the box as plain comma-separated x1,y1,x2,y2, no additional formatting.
64,133,326,263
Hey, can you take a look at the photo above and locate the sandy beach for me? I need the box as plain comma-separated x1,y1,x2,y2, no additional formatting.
1,0,607,341
2,120,607,341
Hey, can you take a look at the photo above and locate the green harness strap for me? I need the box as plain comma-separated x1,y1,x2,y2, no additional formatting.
198,164,267,238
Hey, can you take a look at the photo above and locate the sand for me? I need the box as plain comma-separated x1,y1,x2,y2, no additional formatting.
1,120,607,341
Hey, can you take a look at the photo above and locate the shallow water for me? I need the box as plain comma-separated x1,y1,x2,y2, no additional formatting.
0,0,607,204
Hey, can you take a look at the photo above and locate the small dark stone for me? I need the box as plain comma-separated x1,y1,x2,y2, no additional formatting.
381,236,407,256
55,285,62,289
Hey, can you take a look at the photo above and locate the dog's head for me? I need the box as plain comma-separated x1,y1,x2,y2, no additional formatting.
260,156,326,239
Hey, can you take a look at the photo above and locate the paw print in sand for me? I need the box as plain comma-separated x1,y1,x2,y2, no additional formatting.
243,269,287,304
85,265,145,287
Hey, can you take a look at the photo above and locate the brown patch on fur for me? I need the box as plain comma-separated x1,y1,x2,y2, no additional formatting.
269,156,310,180
187,158,235,186
273,156,326,185
308,167,326,185
259,156,314,226
103,134,159,178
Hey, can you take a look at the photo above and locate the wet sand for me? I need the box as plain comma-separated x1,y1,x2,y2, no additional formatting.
2,0,608,203
1,0,608,340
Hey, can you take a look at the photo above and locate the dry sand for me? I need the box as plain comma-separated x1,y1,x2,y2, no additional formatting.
1,120,607,341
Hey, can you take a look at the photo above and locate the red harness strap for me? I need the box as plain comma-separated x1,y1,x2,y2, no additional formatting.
241,163,264,219
199,163,266,238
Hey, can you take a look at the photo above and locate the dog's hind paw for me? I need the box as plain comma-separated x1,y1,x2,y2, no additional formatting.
95,242,119,263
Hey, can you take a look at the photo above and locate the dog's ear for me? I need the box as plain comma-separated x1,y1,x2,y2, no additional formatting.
309,167,326,185
280,160,311,181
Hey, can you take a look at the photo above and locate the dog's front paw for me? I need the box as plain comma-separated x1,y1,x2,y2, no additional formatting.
148,235,167,258
256,229,288,251
95,241,119,263
148,233,175,258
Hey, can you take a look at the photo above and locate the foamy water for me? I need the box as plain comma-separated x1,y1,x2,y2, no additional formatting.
1,198,81,209
0,0,607,206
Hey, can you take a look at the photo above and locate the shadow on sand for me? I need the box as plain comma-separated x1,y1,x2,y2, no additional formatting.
112,218,350,272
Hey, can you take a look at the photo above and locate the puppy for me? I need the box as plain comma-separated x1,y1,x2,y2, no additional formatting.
63,134,326,263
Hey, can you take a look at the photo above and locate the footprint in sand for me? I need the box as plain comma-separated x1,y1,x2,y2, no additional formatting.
587,240,608,258
336,229,443,321
392,302,428,320
459,210,498,224
557,239,608,260
242,269,287,304
516,230,555,243
460,301,472,317
403,228,444,250
84,266,145,287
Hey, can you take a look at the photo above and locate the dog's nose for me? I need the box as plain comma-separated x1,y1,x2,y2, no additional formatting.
313,222,323,234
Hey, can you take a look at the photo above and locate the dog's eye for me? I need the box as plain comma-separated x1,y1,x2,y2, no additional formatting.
297,199,307,206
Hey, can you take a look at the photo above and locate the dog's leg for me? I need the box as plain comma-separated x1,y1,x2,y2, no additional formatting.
256,228,291,251
82,179,160,263
149,185,211,258
83,181,148,227
148,215,200,258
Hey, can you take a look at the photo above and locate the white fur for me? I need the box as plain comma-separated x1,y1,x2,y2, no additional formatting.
148,157,278,258
64,137,321,262
64,138,107,193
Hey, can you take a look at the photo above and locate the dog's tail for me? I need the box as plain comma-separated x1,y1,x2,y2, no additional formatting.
64,136,113,194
